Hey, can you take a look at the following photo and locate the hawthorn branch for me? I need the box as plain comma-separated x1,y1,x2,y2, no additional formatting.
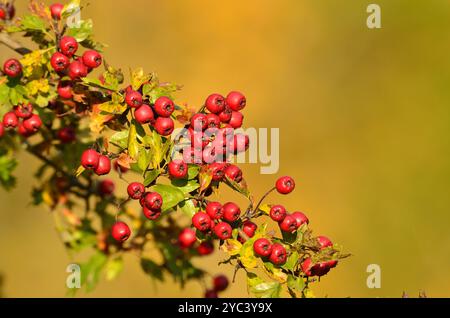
0,32,32,55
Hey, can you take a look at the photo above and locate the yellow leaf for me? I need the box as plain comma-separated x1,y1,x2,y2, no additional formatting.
75,165,85,177
259,204,271,215
239,244,258,269
262,262,288,283
221,239,242,256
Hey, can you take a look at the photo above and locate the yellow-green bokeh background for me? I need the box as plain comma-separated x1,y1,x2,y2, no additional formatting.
1,0,450,298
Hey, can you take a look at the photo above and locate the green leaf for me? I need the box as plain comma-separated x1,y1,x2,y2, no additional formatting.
141,258,164,281
150,184,185,212
21,15,46,32
146,82,181,104
144,169,160,186
105,257,123,281
67,19,93,42
81,77,118,92
0,155,17,191
171,179,200,194
110,130,129,149
0,84,11,105
287,275,305,294
179,199,197,218
247,273,282,298
128,122,139,159
199,170,212,193
282,251,299,272
224,175,250,198
187,164,200,180
137,148,151,172
80,252,108,293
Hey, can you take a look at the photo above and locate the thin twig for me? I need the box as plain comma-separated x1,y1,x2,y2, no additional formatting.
0,32,32,55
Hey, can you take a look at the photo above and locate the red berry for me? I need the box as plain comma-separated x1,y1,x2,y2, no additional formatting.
82,50,102,69
59,36,78,57
50,52,70,72
68,60,88,80
275,176,295,195
57,81,73,99
204,290,218,298
209,162,227,181
50,3,64,20
183,147,202,164
154,96,175,117
23,114,42,133
190,113,208,131
190,129,209,149
229,111,243,129
168,159,188,179
143,206,161,220
242,221,257,238
0,123,4,138
205,93,225,114
270,205,287,223
57,127,76,143
197,241,214,256
178,228,197,248
301,258,313,276
218,106,232,123
154,117,174,136
232,134,249,153
317,236,333,249
127,182,145,200
253,238,272,257
14,103,33,119
206,114,220,129
94,155,111,176
0,9,5,20
141,192,163,210
206,202,223,220
3,59,22,78
81,149,100,170
291,211,309,228
214,222,232,240
125,90,143,108
224,165,242,183
192,212,212,232
3,112,18,128
222,202,241,222
17,122,32,137
134,104,154,124
269,243,287,265
111,221,131,242
301,258,333,277
213,275,229,292
98,179,115,196
279,215,298,233
226,91,246,111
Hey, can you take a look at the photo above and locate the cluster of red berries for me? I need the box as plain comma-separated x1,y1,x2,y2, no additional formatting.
301,236,338,277
80,149,112,176
183,91,249,164
0,2,15,21
204,274,229,298
0,103,42,138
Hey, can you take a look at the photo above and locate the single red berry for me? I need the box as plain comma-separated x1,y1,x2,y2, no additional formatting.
213,275,229,292
23,114,42,133
0,4,14,20
154,117,174,136
3,111,18,128
135,104,154,124
143,206,161,220
232,134,249,153
226,91,246,111
279,215,298,233
111,221,131,242
57,127,76,143
291,211,309,228
82,50,102,69
317,236,333,249
206,202,223,220
229,111,243,129
14,103,33,119
190,113,208,131
209,162,227,181
214,222,232,240
275,176,295,195
204,290,218,298
141,192,163,210
197,241,214,256
205,93,225,114
224,164,242,183
192,212,212,232
3,59,22,78
218,106,232,123
98,179,115,196
17,122,32,137
270,205,287,222
206,113,221,129
50,3,64,20
125,90,143,108
0,123,4,138
68,60,88,80
94,155,111,176
301,258,313,276
154,96,175,117
222,202,241,223
178,228,197,248
81,149,100,170
50,52,70,72
242,221,257,238
269,243,287,265
57,81,73,99
253,238,272,257
0,8,5,20
168,159,188,179
127,182,145,200
59,36,78,57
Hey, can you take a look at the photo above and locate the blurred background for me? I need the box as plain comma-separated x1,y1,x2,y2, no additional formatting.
1,0,450,298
